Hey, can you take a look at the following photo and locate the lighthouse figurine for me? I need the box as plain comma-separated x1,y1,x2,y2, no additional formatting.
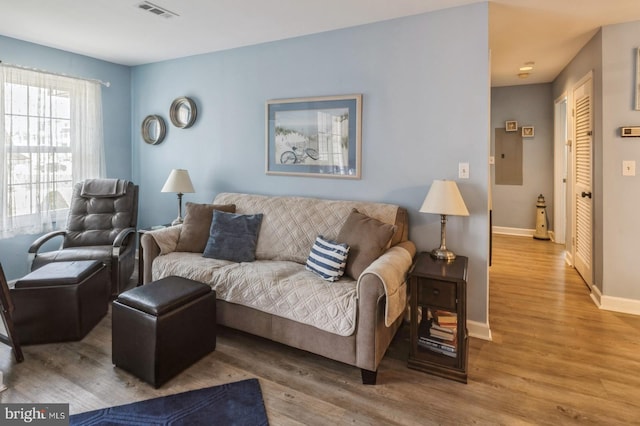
533,194,551,240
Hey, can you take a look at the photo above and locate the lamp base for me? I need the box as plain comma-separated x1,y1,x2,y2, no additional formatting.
171,217,184,226
430,247,457,261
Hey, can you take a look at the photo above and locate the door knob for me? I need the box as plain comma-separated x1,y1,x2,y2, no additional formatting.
581,191,592,199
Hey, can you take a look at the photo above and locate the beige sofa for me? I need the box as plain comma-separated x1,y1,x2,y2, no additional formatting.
141,192,416,384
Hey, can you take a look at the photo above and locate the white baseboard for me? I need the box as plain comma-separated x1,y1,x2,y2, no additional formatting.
467,320,492,341
493,227,555,242
493,226,534,237
590,285,640,315
564,251,574,266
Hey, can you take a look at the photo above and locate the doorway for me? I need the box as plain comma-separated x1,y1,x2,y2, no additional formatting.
572,72,594,287
553,94,568,246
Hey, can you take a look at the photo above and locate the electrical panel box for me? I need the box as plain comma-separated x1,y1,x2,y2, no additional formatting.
620,127,640,137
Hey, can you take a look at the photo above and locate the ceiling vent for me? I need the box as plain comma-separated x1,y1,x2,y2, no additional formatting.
137,1,179,18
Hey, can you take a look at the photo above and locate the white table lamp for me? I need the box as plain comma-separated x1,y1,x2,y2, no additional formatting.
420,179,469,260
161,169,195,225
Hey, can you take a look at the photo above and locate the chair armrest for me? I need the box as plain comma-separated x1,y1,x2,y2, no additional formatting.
27,230,67,267
112,227,137,257
28,230,66,254
113,227,136,247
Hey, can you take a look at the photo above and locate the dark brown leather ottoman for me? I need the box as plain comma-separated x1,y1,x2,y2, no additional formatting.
12,260,109,344
111,276,216,388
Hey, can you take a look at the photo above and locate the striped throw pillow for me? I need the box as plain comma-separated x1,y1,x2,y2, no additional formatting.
306,236,350,282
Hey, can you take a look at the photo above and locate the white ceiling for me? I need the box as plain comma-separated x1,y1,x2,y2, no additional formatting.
1,0,639,87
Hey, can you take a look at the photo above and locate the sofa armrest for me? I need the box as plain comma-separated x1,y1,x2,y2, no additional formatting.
355,241,416,371
357,240,416,325
140,226,181,284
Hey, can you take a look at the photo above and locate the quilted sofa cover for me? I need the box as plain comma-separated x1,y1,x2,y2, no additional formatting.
141,193,416,383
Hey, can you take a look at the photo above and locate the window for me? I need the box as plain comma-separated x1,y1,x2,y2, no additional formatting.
0,65,105,237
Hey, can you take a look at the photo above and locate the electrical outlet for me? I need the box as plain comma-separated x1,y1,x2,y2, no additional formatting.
489,156,495,165
622,160,636,176
458,162,469,179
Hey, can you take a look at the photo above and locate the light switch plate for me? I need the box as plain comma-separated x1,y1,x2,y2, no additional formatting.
623,160,636,176
458,162,469,179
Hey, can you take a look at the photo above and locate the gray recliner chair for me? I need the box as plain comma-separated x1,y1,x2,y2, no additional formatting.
28,179,139,296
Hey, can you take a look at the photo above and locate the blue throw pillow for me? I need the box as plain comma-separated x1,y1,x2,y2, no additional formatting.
305,235,350,282
203,210,264,263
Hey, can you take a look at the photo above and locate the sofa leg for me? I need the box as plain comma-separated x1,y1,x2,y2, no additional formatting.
361,368,377,385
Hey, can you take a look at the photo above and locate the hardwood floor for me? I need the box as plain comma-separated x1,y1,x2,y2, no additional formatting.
1,234,639,424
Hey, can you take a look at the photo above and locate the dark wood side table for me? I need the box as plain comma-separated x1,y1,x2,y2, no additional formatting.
137,225,170,285
408,252,468,383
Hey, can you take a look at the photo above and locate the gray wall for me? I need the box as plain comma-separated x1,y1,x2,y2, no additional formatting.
131,4,491,325
491,84,554,230
0,35,132,280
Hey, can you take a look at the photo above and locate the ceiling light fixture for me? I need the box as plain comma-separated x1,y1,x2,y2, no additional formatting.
519,61,535,72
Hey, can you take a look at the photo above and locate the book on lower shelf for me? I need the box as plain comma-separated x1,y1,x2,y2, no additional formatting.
434,310,458,326
417,310,458,357
417,338,457,357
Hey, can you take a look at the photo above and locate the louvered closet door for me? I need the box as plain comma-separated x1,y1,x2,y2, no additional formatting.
573,74,593,287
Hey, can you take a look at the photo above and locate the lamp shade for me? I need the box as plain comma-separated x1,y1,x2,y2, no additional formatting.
161,169,195,193
420,180,469,216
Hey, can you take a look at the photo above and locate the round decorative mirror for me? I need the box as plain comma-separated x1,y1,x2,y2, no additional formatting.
141,115,166,145
169,97,197,129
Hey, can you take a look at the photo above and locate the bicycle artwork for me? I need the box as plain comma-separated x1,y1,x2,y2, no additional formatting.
280,145,319,164
266,94,362,178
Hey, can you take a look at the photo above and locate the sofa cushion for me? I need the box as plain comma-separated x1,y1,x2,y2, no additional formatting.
305,236,349,282
152,254,359,336
203,211,263,262
337,209,396,279
176,203,236,253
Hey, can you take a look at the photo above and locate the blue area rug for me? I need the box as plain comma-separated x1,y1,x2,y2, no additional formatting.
70,378,268,425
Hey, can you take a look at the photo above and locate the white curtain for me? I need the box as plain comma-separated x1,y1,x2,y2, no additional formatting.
0,64,105,237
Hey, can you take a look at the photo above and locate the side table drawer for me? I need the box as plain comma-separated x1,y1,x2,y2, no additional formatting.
417,278,456,310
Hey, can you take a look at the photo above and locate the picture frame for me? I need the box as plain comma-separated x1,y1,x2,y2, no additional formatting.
505,120,518,132
522,126,535,138
635,47,640,111
265,94,362,178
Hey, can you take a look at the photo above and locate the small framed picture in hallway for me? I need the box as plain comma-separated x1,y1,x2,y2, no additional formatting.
522,126,535,138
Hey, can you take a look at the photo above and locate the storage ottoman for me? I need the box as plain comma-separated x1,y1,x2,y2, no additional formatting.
112,276,216,388
12,260,109,344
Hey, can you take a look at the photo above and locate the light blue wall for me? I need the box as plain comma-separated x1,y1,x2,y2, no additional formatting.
132,4,491,324
553,31,603,291
600,21,640,300
491,84,554,230
553,20,640,303
0,35,132,279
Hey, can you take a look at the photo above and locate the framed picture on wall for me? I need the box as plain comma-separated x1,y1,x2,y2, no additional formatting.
635,47,640,111
265,94,362,178
505,120,518,132
522,126,535,137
